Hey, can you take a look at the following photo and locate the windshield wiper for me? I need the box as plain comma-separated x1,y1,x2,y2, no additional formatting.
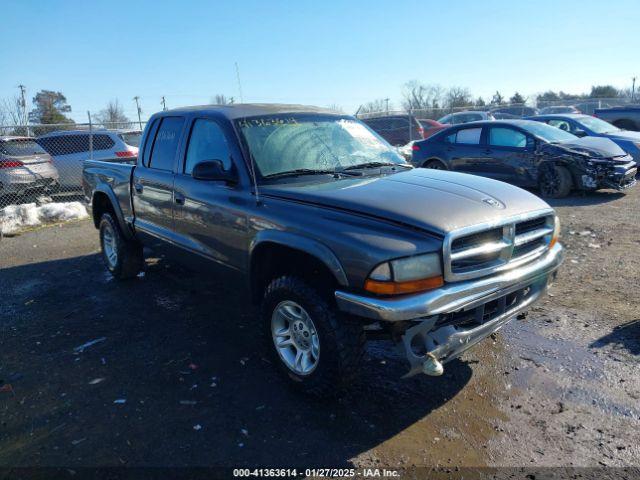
263,168,344,180
340,162,411,171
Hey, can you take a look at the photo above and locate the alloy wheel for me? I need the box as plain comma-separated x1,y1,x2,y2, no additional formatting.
271,300,320,375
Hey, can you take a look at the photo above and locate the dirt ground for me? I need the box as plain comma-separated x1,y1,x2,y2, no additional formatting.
0,186,639,474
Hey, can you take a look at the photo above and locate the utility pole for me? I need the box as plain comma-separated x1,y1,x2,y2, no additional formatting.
133,96,142,130
235,62,244,103
17,84,27,127
161,96,167,111
632,77,637,102
384,98,389,115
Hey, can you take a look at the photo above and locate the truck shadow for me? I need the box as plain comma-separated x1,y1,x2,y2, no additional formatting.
1,253,472,468
590,319,640,356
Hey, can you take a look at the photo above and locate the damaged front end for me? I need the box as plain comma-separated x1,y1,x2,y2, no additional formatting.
539,141,637,192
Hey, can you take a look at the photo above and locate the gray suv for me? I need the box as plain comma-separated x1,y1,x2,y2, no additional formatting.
37,129,140,189
0,136,59,199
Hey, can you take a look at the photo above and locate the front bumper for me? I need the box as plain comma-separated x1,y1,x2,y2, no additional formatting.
335,243,564,377
335,243,564,322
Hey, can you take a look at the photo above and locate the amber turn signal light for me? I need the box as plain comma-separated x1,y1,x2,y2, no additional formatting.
364,275,444,295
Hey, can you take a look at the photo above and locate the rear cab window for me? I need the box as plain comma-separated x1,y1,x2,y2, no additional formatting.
148,117,185,171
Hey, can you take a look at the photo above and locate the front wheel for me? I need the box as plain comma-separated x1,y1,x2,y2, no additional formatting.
99,213,143,279
262,276,365,396
539,164,573,198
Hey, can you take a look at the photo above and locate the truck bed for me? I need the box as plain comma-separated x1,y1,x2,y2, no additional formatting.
83,159,136,225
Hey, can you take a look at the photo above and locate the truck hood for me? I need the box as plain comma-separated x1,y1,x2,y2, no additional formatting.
550,136,628,159
261,169,552,236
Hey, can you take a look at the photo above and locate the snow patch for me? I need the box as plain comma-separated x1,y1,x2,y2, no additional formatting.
0,202,88,235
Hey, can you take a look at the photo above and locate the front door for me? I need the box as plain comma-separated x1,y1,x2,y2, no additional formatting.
483,126,533,185
172,117,249,271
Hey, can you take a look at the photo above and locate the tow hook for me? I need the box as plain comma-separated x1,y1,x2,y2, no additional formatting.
422,352,444,376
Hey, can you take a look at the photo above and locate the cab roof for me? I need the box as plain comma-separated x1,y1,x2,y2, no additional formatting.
162,103,344,120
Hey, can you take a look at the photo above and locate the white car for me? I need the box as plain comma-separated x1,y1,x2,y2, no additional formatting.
37,129,140,189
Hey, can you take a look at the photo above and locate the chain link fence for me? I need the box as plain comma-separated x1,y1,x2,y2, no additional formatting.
0,120,146,234
355,97,637,149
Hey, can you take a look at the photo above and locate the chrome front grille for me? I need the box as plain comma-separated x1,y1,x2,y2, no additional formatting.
444,210,555,282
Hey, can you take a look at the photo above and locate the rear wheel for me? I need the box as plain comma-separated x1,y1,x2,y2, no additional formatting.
423,159,448,170
261,276,365,396
99,213,143,279
539,164,573,198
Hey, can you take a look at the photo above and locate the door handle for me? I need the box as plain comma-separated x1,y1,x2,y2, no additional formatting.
134,183,143,194
484,149,493,154
174,192,185,205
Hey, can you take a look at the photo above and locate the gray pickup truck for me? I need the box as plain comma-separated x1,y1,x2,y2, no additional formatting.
83,104,564,395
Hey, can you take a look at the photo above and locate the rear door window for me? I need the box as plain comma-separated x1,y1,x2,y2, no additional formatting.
38,135,90,155
455,128,482,144
92,134,115,151
489,127,527,148
148,117,184,171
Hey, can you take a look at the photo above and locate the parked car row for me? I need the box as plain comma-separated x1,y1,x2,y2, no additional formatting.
0,129,141,200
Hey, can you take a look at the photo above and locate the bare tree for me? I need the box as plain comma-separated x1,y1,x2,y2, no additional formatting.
358,99,391,114
94,100,130,128
445,87,473,110
401,81,444,111
491,91,505,106
1,95,26,126
213,94,235,105
326,103,344,113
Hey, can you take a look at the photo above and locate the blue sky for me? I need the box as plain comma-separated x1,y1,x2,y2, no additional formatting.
1,0,638,122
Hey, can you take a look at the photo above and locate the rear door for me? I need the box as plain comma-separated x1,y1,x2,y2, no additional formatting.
444,126,486,174
484,126,535,185
132,116,185,241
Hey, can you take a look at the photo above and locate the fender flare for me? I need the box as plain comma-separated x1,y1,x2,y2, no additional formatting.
249,230,349,287
91,184,134,240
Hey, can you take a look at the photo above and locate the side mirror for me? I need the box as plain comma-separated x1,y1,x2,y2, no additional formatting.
192,160,237,183
574,129,587,137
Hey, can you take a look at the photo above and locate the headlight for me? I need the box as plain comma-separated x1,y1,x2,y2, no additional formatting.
550,215,560,249
365,253,443,295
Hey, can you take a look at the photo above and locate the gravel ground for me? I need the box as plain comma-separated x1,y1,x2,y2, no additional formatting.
0,187,638,474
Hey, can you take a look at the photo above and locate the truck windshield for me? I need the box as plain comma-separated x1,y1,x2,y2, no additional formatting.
236,115,406,179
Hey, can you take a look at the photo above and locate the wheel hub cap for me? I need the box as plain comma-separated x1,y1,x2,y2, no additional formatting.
271,300,320,375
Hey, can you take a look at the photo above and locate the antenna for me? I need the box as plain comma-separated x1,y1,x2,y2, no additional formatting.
161,96,167,111
235,62,244,103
